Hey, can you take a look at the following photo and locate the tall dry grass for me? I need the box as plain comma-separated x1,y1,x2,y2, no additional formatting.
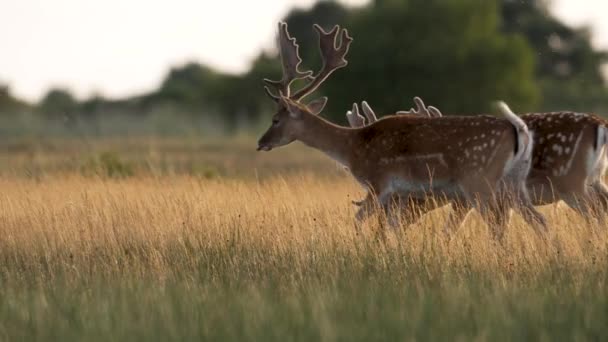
0,173,607,340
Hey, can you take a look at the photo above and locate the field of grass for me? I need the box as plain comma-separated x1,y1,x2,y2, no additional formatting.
0,138,607,341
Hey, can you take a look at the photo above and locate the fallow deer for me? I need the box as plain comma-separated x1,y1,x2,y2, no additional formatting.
345,99,545,236
256,22,546,238
354,98,608,227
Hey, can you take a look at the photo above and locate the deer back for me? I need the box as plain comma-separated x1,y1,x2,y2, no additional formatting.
347,115,522,198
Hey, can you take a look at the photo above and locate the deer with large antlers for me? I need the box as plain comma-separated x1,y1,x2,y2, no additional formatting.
350,98,608,227
256,22,546,238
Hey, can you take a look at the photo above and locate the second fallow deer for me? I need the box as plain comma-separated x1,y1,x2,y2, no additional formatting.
521,111,608,218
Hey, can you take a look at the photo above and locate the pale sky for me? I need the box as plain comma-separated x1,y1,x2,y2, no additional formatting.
0,0,606,102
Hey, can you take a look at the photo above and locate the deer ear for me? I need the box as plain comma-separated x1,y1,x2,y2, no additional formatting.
307,97,328,115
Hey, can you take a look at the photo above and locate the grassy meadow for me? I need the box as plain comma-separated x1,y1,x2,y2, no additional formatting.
0,137,607,341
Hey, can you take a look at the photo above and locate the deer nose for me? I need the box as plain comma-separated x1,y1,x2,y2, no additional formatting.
257,143,272,151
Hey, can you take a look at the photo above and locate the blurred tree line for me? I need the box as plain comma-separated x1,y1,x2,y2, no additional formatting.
1,0,607,135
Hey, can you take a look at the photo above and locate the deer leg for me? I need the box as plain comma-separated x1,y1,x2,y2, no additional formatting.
459,179,510,241
474,195,511,242
590,181,608,211
442,199,472,237
382,197,403,229
561,192,598,225
353,192,376,232
512,184,548,236
383,195,430,229
379,192,407,229
588,181,608,227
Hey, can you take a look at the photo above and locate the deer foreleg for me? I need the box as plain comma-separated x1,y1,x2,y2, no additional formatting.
354,192,377,223
381,194,429,229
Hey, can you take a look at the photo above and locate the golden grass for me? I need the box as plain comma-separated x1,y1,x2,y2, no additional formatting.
0,174,605,282
0,137,340,178
0,139,607,340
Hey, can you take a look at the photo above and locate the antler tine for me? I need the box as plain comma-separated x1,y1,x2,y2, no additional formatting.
345,110,356,127
263,86,280,102
412,97,426,115
427,106,443,118
291,24,353,101
264,22,313,100
361,101,378,123
346,102,366,128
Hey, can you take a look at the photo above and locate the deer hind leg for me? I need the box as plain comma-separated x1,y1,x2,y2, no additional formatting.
553,168,601,225
510,183,548,236
476,197,512,242
589,181,608,224
459,179,512,241
442,198,472,237
561,193,599,225
588,127,608,219
558,178,600,225
456,190,510,242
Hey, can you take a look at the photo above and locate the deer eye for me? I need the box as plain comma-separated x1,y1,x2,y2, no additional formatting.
272,117,280,125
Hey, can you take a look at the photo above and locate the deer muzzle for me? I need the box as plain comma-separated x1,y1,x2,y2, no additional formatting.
256,143,272,152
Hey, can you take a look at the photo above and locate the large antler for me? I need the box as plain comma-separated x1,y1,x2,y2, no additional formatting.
264,22,314,101
290,24,353,101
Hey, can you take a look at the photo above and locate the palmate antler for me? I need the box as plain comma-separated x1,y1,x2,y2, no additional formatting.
263,22,313,100
264,22,353,103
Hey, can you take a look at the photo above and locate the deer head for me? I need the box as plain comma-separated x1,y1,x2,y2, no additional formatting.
257,22,352,151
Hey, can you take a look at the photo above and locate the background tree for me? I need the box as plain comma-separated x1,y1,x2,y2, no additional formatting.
213,53,280,131
0,84,30,115
38,88,77,120
500,0,608,111
154,62,224,110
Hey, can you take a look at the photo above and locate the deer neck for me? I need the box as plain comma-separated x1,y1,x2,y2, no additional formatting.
296,115,356,168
